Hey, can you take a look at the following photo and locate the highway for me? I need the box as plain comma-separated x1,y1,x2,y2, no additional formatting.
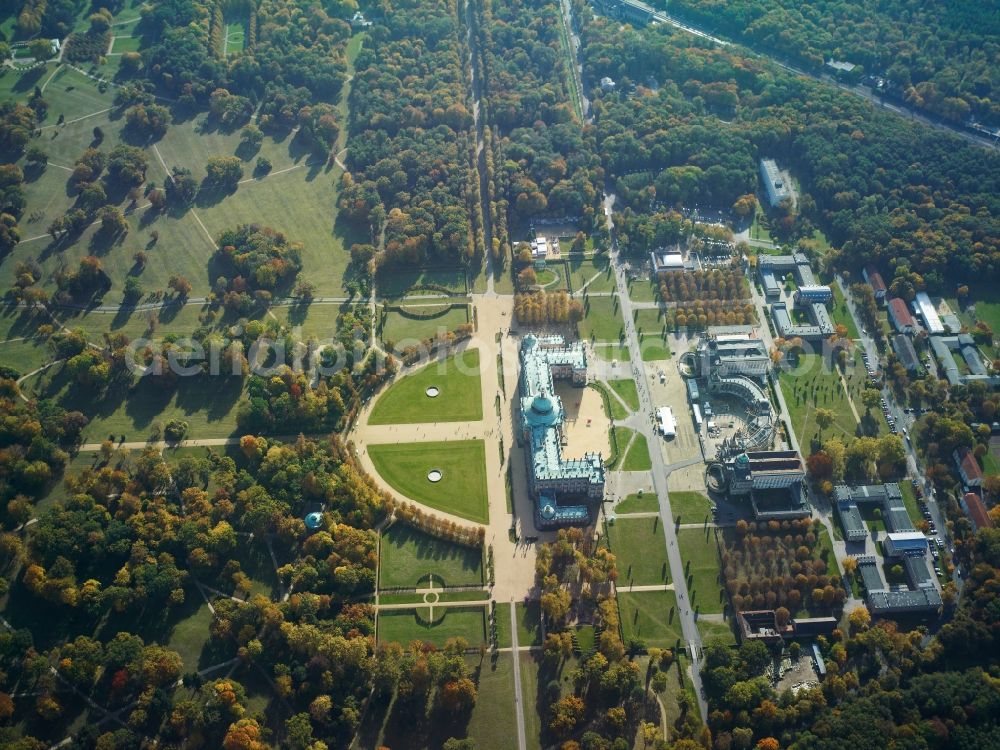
630,7,1000,152
605,195,709,720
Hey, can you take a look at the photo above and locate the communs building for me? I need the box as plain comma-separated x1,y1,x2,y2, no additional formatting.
519,335,604,529
834,482,914,544
759,254,834,341
856,554,942,616
930,335,1000,387
913,292,944,335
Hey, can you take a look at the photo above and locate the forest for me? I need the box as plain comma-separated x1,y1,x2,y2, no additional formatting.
667,0,1000,127
340,0,477,271
579,12,1000,291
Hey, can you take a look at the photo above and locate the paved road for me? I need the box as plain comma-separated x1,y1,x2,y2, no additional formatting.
605,195,708,721
643,9,999,152
509,599,528,750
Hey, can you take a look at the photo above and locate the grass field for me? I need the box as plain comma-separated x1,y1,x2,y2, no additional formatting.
593,382,628,421
669,491,712,522
779,352,865,450
224,21,246,55
621,431,652,471
640,337,671,361
697,618,736,646
110,35,142,53
627,279,660,304
494,602,512,648
618,590,683,648
369,348,482,424
633,307,663,334
378,523,483,589
568,254,614,293
677,527,725,614
377,267,468,298
592,343,630,362
165,600,214,671
614,492,658,514
465,654,517,749
579,295,624,342
605,517,669,586
380,305,469,347
377,606,486,648
368,440,489,523
608,378,639,411
516,600,542,647
830,283,860,339
609,426,634,469
20,362,244,442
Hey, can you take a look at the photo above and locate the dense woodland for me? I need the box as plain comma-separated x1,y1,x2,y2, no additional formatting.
341,0,477,271
579,13,1000,291
668,0,1000,127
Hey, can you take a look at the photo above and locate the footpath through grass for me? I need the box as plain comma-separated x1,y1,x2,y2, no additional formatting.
369,348,483,424
608,378,639,411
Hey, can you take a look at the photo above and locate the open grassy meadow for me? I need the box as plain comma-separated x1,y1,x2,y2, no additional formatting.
369,348,483,424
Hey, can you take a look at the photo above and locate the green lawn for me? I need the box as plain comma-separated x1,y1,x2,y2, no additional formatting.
378,590,488,605
494,602,512,648
606,517,669,586
817,527,839,577
516,600,543,647
669,491,712,523
568,254,614,293
621,431,652,471
592,343,630,362
618,590,683,648
608,378,640,411
369,348,483,424
614,492,658,514
592,382,628,421
376,267,468,298
830,283,860,339
640,336,671,361
518,653,544,750
369,439,489,523
224,21,246,54
380,305,469,348
627,277,659,303
165,600,214,671
608,426,634,469
579,295,624,342
779,352,862,450
377,606,486,648
465,653,517,750
111,35,142,53
378,523,483,589
677,527,725,614
697,618,736,647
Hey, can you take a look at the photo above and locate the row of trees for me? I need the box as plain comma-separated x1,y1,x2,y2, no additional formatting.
657,268,749,302
513,290,584,325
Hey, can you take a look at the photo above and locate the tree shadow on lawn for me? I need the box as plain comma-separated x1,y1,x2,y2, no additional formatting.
118,374,243,436
377,692,474,750
0,307,49,340
384,524,482,587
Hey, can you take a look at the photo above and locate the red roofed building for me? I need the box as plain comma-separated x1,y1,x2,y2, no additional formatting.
888,297,916,333
864,266,887,303
961,492,993,532
953,447,984,488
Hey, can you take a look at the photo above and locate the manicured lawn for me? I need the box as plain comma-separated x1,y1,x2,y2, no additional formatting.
608,426,634,469
224,21,246,54
30,66,115,123
377,605,486,648
579,295,624,342
465,653,517,750
111,35,142,53
640,336,671,361
697,618,736,646
494,602,512,648
677,527,725,614
779,352,861,450
830,283,860,339
633,308,663,335
592,343,630,362
376,267,468,298
618,590,683,648
627,277,659,303
608,378,639,411
378,590,488,605
817,527,838,577
165,601,214,671
380,305,469,348
378,523,483,589
669,491,713,522
614,492,658,514
518,653,544,750
622,431,652,471
369,349,483,424
605,517,669,585
21,363,244,442
592,382,628,421
568,254,614,293
0,337,56,374
516,600,542,647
